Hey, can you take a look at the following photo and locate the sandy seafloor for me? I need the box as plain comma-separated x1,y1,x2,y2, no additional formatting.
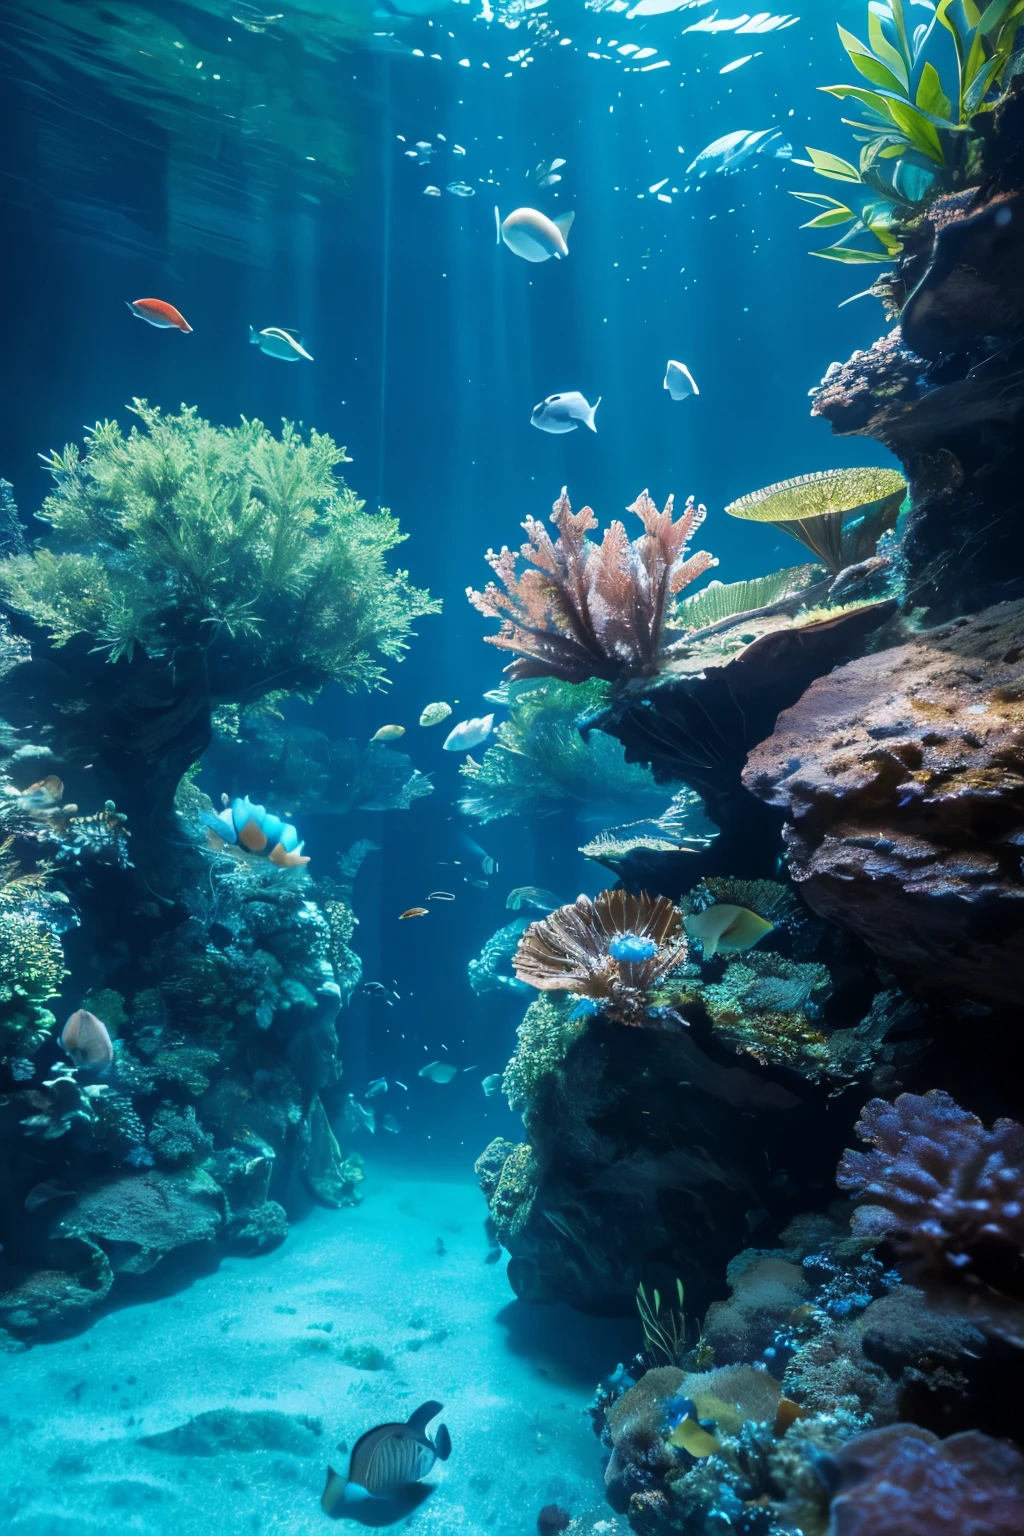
1,1172,636,1535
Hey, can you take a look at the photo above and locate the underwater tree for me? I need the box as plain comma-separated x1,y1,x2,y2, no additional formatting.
467,487,717,686
793,0,1024,264
458,678,671,823
0,402,438,831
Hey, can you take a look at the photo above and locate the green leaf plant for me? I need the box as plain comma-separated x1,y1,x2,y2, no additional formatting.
793,0,1024,266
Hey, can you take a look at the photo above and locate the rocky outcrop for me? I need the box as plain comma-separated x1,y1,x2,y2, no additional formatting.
743,601,1024,1006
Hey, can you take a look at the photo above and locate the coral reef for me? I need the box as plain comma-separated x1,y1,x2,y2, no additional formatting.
467,488,716,686
837,1090,1024,1335
513,889,688,1026
468,919,532,996
743,600,1024,1006
459,679,669,823
827,1424,1024,1536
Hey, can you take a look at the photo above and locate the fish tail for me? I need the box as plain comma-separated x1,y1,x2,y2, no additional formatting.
586,397,601,432
494,205,501,245
249,326,258,343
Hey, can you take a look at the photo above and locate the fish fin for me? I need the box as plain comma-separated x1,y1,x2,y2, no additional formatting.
494,205,502,245
249,326,258,343
434,1424,452,1461
278,325,304,340
553,210,575,238
586,396,600,431
406,1401,444,1439
342,1482,381,1505
321,1467,348,1515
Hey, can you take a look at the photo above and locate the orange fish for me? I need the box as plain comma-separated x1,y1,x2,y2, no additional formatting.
127,297,193,332
399,907,429,920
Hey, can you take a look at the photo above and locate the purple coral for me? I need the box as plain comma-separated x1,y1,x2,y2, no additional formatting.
829,1425,1024,1536
837,1090,1024,1302
467,487,717,685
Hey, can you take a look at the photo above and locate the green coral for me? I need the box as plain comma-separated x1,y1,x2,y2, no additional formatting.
699,952,833,1075
459,679,669,823
502,995,587,1113
685,878,801,927
671,565,818,635
0,401,438,697
0,908,65,1054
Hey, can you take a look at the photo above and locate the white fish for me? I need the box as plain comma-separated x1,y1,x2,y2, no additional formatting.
419,1060,459,1084
443,713,494,752
686,127,792,178
531,391,600,434
366,1078,388,1098
447,181,475,197
664,361,699,401
424,186,441,196
249,326,314,362
482,1074,503,1096
720,53,759,73
496,205,574,262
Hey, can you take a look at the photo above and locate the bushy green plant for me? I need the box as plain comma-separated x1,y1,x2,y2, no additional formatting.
458,679,670,823
0,401,438,700
794,0,1024,265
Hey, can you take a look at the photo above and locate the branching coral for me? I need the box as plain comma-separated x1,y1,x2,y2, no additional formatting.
725,468,905,574
458,679,670,822
2,402,437,690
467,487,717,685
837,1090,1024,1312
501,995,588,1112
513,889,688,1026
0,907,66,1056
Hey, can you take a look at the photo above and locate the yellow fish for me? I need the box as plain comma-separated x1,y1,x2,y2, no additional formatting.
667,1417,721,1458
372,725,406,742
684,904,774,957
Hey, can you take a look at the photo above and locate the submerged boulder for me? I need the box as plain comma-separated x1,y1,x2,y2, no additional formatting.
743,600,1024,1006
59,1169,225,1274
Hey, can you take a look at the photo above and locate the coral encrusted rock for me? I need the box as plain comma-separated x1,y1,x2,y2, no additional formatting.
743,600,1024,1005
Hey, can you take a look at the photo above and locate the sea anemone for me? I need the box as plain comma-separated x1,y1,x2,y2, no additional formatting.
512,888,687,1026
725,468,905,574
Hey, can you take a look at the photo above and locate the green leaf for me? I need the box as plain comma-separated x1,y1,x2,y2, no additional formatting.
812,244,892,264
837,25,909,93
805,146,863,182
821,82,899,125
868,8,911,88
916,60,953,119
789,190,855,210
886,99,947,163
802,206,859,228
964,52,1003,112
888,0,913,63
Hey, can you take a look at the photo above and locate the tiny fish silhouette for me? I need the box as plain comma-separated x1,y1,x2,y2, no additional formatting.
127,298,192,332
321,1400,451,1511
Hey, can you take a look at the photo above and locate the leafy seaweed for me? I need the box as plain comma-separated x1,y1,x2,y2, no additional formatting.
794,0,1024,265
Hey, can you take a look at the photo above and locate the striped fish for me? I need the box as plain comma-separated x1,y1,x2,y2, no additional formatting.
321,1401,451,1513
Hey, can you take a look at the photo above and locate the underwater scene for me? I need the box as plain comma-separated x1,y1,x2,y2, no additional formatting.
2,0,1024,1531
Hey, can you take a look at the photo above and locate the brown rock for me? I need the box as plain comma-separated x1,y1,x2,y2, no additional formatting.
742,601,1024,1004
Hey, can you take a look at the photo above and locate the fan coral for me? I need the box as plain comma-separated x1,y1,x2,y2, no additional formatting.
827,1424,1024,1536
513,889,688,1026
467,487,717,685
837,1091,1024,1309
725,468,904,574
671,564,819,638
458,679,669,822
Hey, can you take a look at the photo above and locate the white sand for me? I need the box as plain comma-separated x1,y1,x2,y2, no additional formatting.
1,1171,632,1535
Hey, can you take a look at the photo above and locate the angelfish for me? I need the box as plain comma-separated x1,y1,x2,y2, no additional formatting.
684,904,774,957
496,205,574,262
664,361,699,401
321,1401,451,1512
531,392,600,434
249,325,314,361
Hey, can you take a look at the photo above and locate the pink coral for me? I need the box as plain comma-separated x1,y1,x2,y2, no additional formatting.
837,1090,1024,1303
467,487,716,684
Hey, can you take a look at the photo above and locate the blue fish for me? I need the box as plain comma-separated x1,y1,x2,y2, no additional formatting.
609,934,659,963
